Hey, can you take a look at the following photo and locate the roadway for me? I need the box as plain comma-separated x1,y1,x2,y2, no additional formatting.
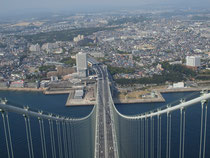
94,64,116,158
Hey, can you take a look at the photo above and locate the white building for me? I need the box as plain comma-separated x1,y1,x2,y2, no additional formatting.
76,52,87,77
173,82,185,88
41,43,59,51
186,56,201,67
73,35,84,42
74,90,84,99
89,52,104,58
29,44,40,52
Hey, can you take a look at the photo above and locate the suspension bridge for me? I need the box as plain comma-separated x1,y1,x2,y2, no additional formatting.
0,64,210,158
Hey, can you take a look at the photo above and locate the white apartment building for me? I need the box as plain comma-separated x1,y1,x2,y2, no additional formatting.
186,56,201,67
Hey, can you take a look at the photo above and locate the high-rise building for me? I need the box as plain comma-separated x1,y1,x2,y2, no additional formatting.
186,56,201,67
76,52,87,77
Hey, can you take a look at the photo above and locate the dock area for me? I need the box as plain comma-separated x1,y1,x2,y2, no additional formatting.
65,89,96,106
44,90,70,95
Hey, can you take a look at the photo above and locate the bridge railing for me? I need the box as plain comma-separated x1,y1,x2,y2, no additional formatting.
107,75,210,158
0,99,96,158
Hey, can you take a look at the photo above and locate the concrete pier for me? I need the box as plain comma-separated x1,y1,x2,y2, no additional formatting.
65,90,96,106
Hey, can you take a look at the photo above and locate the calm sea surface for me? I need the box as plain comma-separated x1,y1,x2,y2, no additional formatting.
0,90,209,158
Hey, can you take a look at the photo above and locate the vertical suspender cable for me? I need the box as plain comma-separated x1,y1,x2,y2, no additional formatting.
202,103,208,158
49,119,56,158
141,118,144,158
39,118,45,158
144,118,147,158
199,102,204,158
130,120,133,158
157,115,159,158
58,121,64,158
145,117,148,158
51,120,57,158
56,121,63,158
59,121,64,158
143,118,145,158
153,117,155,158
169,113,171,158
66,122,72,158
150,117,152,158
159,115,161,158
166,112,169,158
56,121,60,158
41,119,47,158
24,115,32,158
1,112,11,158
62,121,68,158
27,117,34,158
141,118,142,158
5,113,14,158
73,122,77,158
70,121,74,158
150,117,153,158
179,108,183,158
137,119,139,158
182,110,186,158
139,118,141,158
49,120,54,158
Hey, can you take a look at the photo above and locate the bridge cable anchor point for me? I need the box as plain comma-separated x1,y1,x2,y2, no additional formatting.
180,99,186,103
201,100,207,105
23,106,29,117
167,104,171,114
24,106,29,111
201,89,208,95
48,113,53,120
38,110,43,115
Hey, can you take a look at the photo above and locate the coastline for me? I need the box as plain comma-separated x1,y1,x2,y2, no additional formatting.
157,87,210,93
1,87,209,106
0,87,46,92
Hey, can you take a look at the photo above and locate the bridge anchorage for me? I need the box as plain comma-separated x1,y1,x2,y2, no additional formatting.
0,65,209,158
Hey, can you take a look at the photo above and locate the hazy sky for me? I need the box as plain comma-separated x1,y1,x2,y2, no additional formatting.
1,0,210,16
